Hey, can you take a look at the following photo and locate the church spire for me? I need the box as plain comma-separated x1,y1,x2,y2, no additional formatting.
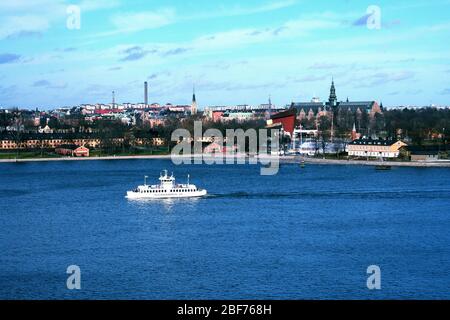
191,85,197,115
351,122,357,140
329,78,337,107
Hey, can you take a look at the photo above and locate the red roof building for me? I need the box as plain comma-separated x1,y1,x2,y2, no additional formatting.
268,108,297,136
55,145,90,157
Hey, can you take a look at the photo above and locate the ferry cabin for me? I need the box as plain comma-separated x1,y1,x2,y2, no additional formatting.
135,186,198,194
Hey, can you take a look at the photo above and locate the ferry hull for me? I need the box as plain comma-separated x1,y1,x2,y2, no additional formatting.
126,189,207,199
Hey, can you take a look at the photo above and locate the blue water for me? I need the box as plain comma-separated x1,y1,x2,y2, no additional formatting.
0,160,449,299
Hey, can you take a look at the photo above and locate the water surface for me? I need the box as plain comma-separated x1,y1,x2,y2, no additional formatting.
0,160,449,299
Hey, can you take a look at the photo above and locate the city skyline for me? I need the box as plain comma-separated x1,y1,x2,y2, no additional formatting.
1,0,450,109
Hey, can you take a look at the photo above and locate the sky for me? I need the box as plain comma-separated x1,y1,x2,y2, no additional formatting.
0,0,450,110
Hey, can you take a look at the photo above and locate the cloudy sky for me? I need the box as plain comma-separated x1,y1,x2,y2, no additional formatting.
0,0,449,109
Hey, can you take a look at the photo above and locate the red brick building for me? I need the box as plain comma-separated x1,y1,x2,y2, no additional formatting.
55,145,90,157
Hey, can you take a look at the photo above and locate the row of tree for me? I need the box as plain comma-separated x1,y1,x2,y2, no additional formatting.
2,107,449,151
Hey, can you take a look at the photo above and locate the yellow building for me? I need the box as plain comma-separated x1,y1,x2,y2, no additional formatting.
0,134,115,150
347,138,407,158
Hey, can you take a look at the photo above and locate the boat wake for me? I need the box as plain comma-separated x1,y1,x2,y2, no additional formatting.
206,190,450,200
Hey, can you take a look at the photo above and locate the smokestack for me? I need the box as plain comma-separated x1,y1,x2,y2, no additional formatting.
144,82,148,106
112,91,115,108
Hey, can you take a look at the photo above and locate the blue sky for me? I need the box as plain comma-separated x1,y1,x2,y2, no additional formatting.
0,0,450,109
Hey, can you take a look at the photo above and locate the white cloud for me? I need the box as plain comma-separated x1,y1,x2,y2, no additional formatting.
419,21,450,33
78,0,121,11
189,16,341,52
0,0,65,39
111,8,176,33
0,0,122,40
0,0,64,12
216,0,298,17
87,1,298,39
0,15,50,39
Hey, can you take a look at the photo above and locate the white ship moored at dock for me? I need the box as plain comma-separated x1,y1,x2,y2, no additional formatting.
126,170,207,199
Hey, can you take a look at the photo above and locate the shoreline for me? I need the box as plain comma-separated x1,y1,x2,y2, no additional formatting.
291,157,450,168
1,154,450,167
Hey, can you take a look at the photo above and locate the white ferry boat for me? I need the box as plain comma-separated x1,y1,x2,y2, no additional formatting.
126,170,207,199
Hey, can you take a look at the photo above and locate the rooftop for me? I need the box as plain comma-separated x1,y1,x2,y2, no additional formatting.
349,138,401,146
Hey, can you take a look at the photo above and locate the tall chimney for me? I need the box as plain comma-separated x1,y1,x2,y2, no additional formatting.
112,91,115,108
144,81,148,106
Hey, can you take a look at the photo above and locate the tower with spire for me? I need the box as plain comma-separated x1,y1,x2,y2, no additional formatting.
329,78,337,107
191,85,197,115
351,123,357,141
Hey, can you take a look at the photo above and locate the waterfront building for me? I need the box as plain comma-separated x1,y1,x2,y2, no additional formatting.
0,133,166,151
203,142,223,154
0,136,163,150
134,137,166,147
347,138,407,158
406,146,442,161
55,144,90,157
203,142,239,154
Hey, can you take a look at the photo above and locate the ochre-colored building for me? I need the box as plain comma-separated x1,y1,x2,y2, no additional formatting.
347,138,407,158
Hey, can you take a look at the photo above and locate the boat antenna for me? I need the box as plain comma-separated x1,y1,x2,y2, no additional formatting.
187,174,190,186
144,175,148,186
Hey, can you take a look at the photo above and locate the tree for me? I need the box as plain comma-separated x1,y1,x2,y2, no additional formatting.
317,116,331,156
